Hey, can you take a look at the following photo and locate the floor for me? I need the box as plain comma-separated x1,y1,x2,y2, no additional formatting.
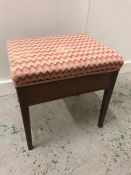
0,72,131,175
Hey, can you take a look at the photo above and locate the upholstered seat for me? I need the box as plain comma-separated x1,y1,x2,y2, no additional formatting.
6,34,123,87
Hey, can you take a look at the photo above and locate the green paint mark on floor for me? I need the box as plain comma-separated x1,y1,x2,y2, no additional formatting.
0,124,21,135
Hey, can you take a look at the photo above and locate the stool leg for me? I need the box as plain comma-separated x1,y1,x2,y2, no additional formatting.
98,71,118,128
16,88,33,150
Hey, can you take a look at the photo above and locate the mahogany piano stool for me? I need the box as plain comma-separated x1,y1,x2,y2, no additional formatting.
6,34,124,150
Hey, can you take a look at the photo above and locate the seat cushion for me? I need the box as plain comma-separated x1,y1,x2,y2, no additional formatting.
6,34,124,87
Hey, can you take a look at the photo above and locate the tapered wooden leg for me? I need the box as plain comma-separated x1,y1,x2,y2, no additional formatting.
16,87,33,150
98,71,118,128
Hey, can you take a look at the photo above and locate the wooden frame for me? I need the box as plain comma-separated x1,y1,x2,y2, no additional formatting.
16,70,118,150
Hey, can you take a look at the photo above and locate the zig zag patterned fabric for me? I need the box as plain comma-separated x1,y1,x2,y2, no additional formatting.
6,34,124,87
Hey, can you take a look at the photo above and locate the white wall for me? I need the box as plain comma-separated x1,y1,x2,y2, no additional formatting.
87,0,131,63
0,0,131,95
0,0,89,82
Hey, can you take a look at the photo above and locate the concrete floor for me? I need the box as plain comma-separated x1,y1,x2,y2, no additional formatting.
0,72,131,175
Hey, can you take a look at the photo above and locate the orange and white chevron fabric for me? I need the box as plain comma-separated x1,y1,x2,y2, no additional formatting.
6,34,124,87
